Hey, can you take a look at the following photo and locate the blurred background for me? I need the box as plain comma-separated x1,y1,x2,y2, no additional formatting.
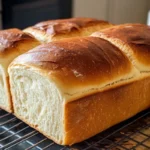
0,0,150,29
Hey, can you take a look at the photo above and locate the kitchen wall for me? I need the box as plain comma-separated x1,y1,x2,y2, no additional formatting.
73,0,149,24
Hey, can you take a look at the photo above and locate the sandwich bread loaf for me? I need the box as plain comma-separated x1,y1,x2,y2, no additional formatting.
8,24,150,145
0,28,40,112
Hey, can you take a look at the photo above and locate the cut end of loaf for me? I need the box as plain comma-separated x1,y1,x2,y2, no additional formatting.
0,65,12,112
9,67,65,144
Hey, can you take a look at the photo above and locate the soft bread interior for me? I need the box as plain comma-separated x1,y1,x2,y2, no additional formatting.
9,67,64,144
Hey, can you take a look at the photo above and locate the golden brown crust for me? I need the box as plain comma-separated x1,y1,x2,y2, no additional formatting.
96,24,150,45
64,77,150,145
24,18,113,43
92,24,150,70
12,37,137,101
14,37,131,74
0,28,35,54
31,18,110,35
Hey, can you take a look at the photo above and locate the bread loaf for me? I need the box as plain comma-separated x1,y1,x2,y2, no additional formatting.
0,28,40,112
8,24,150,145
24,17,113,43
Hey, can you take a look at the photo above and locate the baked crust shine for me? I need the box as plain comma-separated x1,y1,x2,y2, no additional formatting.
0,28,34,55
24,18,113,43
92,24,150,72
31,18,110,35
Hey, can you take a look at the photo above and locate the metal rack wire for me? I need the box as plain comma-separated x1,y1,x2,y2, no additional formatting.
0,109,150,150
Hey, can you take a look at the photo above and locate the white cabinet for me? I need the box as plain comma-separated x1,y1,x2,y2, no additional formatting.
73,0,149,24
73,0,109,20
108,0,149,24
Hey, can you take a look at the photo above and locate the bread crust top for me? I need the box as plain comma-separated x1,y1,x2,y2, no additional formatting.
0,28,35,54
29,18,109,35
24,18,112,43
92,24,150,71
93,24,150,45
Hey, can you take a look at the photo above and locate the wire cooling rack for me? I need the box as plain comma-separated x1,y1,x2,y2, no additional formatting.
0,109,150,150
